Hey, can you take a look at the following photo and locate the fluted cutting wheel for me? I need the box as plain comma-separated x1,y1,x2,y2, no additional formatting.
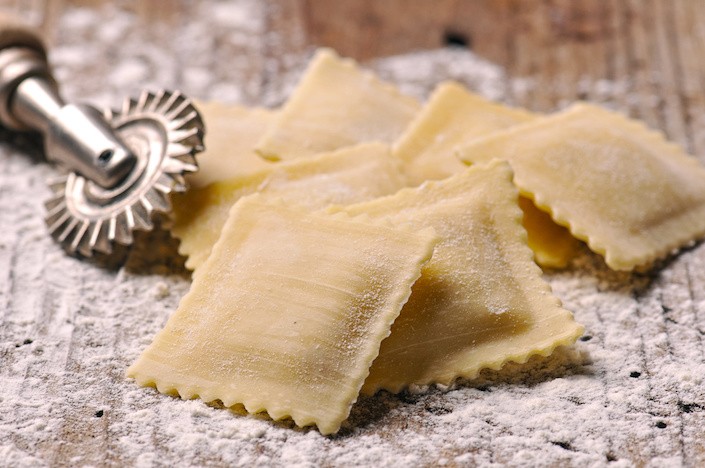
44,90,204,257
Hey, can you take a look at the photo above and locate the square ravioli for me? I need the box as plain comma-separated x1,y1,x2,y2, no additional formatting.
519,196,582,269
394,81,535,185
127,196,437,435
255,48,420,161
186,101,276,188
457,103,705,271
334,161,584,394
392,81,579,269
171,142,407,270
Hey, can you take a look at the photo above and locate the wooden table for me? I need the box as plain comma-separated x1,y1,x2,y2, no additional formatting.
27,0,705,157
1,1,704,466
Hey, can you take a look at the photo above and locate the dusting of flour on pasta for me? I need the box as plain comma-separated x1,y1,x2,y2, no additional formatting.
0,2,703,467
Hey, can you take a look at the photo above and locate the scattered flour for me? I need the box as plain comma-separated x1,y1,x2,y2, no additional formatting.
370,48,507,102
0,2,703,467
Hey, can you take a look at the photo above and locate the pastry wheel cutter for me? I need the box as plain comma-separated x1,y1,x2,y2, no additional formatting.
0,15,204,257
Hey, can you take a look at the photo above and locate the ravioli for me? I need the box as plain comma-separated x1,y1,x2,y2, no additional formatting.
394,81,535,185
392,81,578,269
457,103,705,271
333,160,583,394
172,142,406,270
128,196,437,435
255,48,420,161
187,102,277,189
519,197,582,269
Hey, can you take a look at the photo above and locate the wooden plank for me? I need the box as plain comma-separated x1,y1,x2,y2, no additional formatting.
674,0,705,161
606,0,632,114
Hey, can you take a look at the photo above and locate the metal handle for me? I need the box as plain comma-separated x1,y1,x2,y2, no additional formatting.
0,15,136,188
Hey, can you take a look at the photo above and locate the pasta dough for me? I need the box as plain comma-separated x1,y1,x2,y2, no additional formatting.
128,196,438,435
392,81,579,269
519,197,582,269
394,81,535,185
187,101,277,188
255,48,420,161
171,142,407,270
333,160,583,394
457,103,705,271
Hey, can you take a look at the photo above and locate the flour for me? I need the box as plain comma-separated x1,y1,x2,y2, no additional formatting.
371,48,507,103
1,2,704,467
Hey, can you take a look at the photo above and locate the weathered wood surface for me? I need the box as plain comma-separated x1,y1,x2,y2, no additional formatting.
1,0,704,466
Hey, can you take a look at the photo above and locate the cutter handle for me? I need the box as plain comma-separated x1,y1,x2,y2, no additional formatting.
0,13,47,56
0,14,137,188
0,14,53,132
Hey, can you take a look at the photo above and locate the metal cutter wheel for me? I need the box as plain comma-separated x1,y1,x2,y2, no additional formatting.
0,15,204,257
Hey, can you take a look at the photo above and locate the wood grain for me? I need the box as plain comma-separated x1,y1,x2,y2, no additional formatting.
304,0,705,165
